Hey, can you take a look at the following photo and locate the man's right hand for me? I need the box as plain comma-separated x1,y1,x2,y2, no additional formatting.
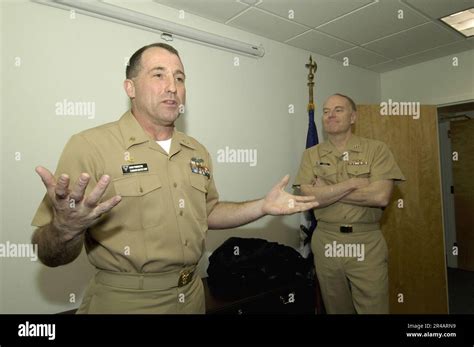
35,166,122,240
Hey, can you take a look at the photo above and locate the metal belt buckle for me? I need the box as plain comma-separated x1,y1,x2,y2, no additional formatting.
340,225,353,233
178,269,194,287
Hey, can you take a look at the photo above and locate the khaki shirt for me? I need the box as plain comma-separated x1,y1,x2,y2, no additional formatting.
294,135,405,224
32,111,219,273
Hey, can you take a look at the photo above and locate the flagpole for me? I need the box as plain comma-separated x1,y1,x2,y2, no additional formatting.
305,55,317,112
303,55,325,314
304,56,319,149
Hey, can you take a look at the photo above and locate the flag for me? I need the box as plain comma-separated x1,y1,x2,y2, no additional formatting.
302,107,325,314
305,107,318,231
306,108,319,148
298,107,319,257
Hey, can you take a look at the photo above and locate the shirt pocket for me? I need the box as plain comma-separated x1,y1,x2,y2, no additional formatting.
346,165,371,178
189,173,208,194
188,173,208,223
113,174,162,196
312,164,337,184
112,174,163,229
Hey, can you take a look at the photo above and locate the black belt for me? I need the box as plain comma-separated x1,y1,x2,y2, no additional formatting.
317,221,380,233
340,225,353,233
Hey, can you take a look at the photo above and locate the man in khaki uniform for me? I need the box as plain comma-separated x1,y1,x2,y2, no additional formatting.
294,94,405,314
31,43,318,314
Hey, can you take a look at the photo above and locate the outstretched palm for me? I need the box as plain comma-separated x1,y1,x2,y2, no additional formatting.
262,175,319,215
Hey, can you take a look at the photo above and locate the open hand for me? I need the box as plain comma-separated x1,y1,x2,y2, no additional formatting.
35,166,121,238
262,175,319,215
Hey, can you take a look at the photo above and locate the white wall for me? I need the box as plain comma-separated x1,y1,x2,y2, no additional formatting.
1,0,380,313
381,49,474,106
0,0,4,313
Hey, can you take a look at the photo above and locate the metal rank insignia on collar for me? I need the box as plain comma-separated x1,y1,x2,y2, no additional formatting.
348,160,368,166
190,157,210,178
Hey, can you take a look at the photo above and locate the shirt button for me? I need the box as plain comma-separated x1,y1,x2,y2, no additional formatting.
179,211,183,216
129,136,135,141
184,240,188,246
174,182,178,188
139,187,143,193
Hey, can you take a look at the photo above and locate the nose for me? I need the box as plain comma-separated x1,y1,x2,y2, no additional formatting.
165,75,177,94
325,110,334,119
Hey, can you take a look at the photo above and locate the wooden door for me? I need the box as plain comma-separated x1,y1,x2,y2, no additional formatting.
353,105,448,314
451,119,474,271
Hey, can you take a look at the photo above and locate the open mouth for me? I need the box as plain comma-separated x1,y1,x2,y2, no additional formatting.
162,100,178,106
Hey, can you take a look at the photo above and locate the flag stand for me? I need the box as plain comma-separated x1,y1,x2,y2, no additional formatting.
303,55,325,314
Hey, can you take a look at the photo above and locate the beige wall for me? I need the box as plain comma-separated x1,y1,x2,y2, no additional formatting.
381,49,474,106
0,0,380,313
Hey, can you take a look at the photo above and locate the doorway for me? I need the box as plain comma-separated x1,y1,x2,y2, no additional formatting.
438,101,474,314
355,104,447,313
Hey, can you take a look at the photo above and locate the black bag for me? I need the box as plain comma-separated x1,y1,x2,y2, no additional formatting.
207,237,311,300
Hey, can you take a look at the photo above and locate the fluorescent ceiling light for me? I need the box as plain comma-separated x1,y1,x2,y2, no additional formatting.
33,0,265,57
440,8,474,38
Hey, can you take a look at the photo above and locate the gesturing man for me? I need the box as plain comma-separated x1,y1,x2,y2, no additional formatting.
31,43,318,314
295,94,405,314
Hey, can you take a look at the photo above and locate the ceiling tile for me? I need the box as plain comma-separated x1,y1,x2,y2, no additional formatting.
286,30,354,56
364,22,464,58
257,0,373,28
239,0,260,5
137,0,472,73
153,0,248,23
318,0,428,45
331,47,390,67
227,7,308,42
396,38,474,66
403,0,473,19
366,59,405,73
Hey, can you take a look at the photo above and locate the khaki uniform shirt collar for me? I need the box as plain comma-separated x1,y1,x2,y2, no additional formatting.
119,110,150,149
320,134,362,157
169,130,196,157
346,134,363,153
119,110,197,155
319,141,334,158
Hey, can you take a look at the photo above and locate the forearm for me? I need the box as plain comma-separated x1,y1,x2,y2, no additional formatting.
207,199,265,230
340,181,392,207
300,180,355,208
31,223,85,267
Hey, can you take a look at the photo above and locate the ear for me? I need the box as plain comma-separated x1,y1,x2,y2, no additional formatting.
123,79,135,99
350,111,357,124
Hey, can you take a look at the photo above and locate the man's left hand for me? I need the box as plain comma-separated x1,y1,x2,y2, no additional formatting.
262,175,319,215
